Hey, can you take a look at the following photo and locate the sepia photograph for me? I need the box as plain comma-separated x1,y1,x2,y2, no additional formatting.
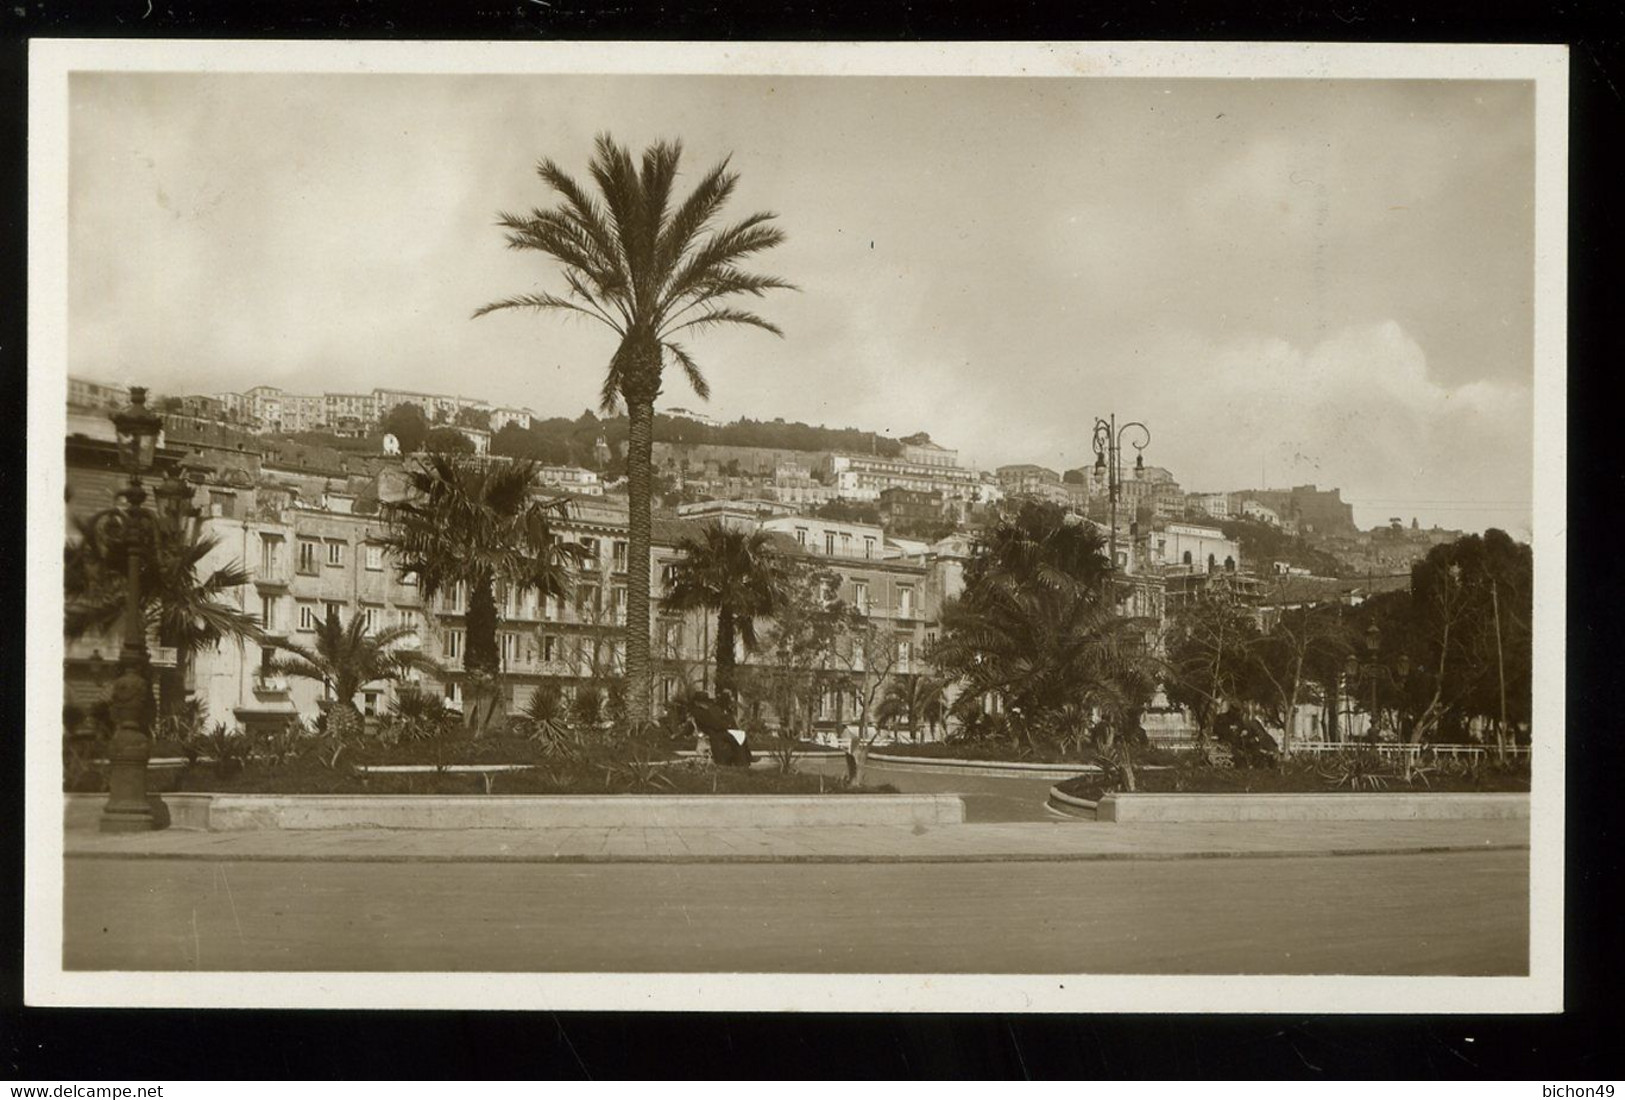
24,40,1568,1013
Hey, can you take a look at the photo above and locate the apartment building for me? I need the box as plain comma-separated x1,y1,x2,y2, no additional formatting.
67,376,131,412
829,451,987,505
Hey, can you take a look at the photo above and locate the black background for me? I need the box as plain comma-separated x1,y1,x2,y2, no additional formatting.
1,0,1620,1081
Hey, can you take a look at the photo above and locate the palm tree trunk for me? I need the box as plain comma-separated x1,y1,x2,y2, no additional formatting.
328,700,364,742
464,572,505,736
715,605,737,701
625,396,655,729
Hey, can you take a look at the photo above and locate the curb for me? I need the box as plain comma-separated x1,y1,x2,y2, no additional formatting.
63,841,1530,866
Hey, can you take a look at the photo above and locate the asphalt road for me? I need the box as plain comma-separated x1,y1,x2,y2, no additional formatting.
65,850,1527,974
796,756,1065,822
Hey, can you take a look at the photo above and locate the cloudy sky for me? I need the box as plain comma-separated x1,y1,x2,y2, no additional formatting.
68,72,1534,535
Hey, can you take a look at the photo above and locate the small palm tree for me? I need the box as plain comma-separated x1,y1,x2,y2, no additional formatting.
65,513,263,720
268,608,440,742
663,522,794,702
378,452,576,734
878,674,949,742
474,134,794,726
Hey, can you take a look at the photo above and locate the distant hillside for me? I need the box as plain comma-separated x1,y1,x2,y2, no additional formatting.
491,409,904,470
1218,517,1347,577
654,414,902,457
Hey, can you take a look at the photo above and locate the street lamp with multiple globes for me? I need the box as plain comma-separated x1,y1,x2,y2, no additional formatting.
1091,414,1152,592
80,386,190,831
1343,622,1413,746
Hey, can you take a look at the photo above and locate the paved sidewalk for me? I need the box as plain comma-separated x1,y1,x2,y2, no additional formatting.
64,816,1529,864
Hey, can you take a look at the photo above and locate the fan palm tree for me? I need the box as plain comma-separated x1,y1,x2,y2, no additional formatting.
663,522,794,702
268,608,440,742
377,453,577,735
474,134,794,726
65,513,263,721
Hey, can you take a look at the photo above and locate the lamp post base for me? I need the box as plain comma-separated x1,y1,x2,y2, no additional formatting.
99,802,159,833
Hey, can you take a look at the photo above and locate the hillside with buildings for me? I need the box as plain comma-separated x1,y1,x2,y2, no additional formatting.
68,374,1457,582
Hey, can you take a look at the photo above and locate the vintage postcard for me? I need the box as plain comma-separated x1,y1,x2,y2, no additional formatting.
25,39,1567,1012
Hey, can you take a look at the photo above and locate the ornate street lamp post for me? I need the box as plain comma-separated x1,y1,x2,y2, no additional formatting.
1091,414,1151,596
82,387,166,832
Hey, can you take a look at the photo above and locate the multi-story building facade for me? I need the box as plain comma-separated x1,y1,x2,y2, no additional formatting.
878,486,946,529
996,464,1061,497
489,406,535,433
536,465,602,496
67,376,131,412
829,451,988,507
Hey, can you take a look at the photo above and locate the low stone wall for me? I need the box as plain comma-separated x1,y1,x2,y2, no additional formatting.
67,792,965,831
1095,792,1530,823
867,753,1101,780
1045,786,1100,819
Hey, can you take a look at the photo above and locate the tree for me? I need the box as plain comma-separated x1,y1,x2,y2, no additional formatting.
1249,592,1352,752
474,134,794,727
269,609,438,741
65,513,263,722
377,454,577,735
931,502,1152,754
877,672,949,742
743,565,848,763
1162,590,1264,743
423,426,475,455
663,522,794,703
380,402,431,453
455,406,492,431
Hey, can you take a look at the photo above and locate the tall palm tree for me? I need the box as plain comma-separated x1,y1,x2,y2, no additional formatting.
474,135,793,726
269,609,439,742
377,453,577,735
65,513,263,721
663,522,794,703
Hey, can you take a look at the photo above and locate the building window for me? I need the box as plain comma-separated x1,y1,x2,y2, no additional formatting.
1182,550,1192,566
577,583,600,617
795,527,808,546
362,692,379,717
864,536,876,559
612,586,627,622
840,532,852,555
365,544,384,571
897,585,914,618
580,537,599,563
259,595,277,632
398,569,417,587
897,639,913,673
824,531,836,555
360,605,380,635
661,677,676,704
542,635,559,663
298,602,318,632
324,601,344,625
612,540,628,572
260,534,283,576
501,632,519,665
445,629,464,661
297,539,319,574
209,490,235,519
854,580,869,612
441,582,464,613
325,540,345,567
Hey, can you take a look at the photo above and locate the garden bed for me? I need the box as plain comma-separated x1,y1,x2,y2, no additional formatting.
1053,756,1532,803
67,751,895,798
